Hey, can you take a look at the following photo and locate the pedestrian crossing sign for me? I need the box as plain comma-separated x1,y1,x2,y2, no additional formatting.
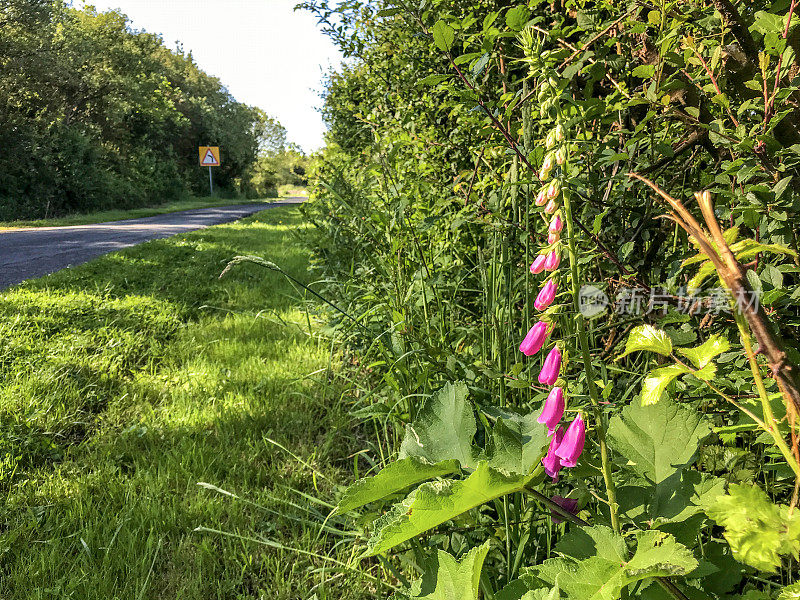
199,146,221,167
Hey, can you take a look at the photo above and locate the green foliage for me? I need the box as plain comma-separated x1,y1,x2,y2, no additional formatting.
706,484,800,572
533,526,697,600
395,542,490,600
0,1,268,219
618,325,674,358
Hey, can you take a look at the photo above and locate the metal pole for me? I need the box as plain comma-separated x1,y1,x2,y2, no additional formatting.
208,166,213,196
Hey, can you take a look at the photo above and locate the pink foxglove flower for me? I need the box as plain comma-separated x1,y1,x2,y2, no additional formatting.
541,154,553,173
547,232,560,244
534,279,557,310
555,147,566,165
538,346,562,385
537,386,564,435
545,199,558,214
555,413,586,468
530,255,547,274
549,215,563,234
542,427,564,481
550,495,579,523
536,188,547,206
544,250,561,271
519,321,550,356
547,180,560,199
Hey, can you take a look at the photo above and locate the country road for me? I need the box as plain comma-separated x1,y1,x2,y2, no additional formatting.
0,198,305,290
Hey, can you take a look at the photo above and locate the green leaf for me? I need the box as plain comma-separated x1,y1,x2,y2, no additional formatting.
505,6,530,31
364,462,530,556
534,526,697,600
730,238,798,262
779,583,800,600
618,325,673,359
608,398,712,485
676,334,730,369
641,364,690,406
488,410,550,476
396,542,490,600
632,64,656,78
399,381,478,468
432,20,455,51
417,74,451,86
706,483,800,573
337,457,460,513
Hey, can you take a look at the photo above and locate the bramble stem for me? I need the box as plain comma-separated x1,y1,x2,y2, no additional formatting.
562,187,621,534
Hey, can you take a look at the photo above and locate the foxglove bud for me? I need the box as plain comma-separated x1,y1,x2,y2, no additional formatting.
538,346,562,385
547,180,560,199
547,231,560,244
530,254,547,274
536,188,547,206
555,147,567,165
519,321,550,356
534,279,557,310
545,129,556,148
545,199,558,214
544,250,560,271
554,124,565,142
555,413,586,467
537,386,565,435
549,215,563,234
542,426,564,481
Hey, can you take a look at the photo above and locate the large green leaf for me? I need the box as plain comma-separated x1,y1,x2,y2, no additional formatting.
488,409,549,476
706,483,800,573
618,325,673,359
337,457,460,513
432,20,455,51
395,542,490,600
364,462,530,556
534,526,697,600
641,364,690,406
779,583,800,600
608,398,712,489
399,381,478,469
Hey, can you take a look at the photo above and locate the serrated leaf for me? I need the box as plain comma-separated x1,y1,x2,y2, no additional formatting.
706,483,800,573
676,334,730,369
535,526,697,600
488,409,550,476
779,583,800,600
618,325,673,359
641,364,690,406
399,381,478,468
337,457,460,513
396,542,490,600
432,20,455,51
364,462,530,556
632,64,656,78
505,6,530,31
608,398,712,485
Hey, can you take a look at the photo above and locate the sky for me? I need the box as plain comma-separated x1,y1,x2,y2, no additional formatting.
78,0,343,152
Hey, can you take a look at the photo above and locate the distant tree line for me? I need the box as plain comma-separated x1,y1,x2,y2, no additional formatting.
0,0,307,219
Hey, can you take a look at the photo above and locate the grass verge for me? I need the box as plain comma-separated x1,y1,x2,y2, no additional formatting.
0,206,371,599
0,196,287,229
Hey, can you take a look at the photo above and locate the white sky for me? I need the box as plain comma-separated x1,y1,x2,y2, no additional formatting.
79,0,343,152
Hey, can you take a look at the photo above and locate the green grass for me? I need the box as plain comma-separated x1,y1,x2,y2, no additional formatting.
0,207,373,599
0,196,286,229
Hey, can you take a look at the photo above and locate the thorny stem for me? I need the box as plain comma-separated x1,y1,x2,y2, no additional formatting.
562,187,621,535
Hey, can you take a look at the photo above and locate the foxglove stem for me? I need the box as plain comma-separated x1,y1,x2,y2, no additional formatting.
562,186,620,535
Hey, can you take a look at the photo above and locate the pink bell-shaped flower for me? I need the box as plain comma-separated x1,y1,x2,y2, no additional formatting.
544,250,560,271
519,321,550,356
541,154,553,173
536,188,547,206
550,495,579,523
537,386,564,435
547,180,560,199
555,413,586,468
538,346,562,385
542,427,564,481
549,215,563,234
534,279,557,310
530,255,547,274
545,199,558,214
547,231,560,244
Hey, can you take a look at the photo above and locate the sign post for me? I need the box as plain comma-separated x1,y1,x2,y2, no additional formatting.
198,146,221,196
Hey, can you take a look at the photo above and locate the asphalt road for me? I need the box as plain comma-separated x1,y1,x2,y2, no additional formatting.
0,198,305,290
